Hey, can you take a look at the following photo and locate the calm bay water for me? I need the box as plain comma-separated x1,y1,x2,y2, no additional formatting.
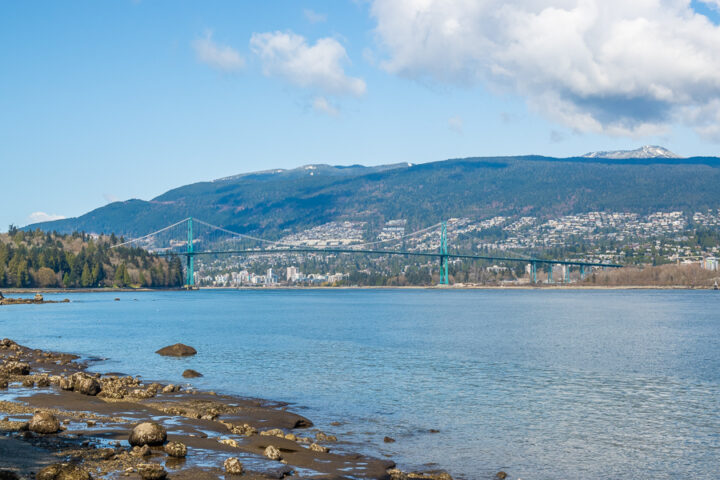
1,289,719,479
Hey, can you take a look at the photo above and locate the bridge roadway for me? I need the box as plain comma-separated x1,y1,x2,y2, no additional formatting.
157,247,623,269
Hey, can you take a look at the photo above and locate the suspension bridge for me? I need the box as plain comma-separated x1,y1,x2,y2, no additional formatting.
113,217,623,287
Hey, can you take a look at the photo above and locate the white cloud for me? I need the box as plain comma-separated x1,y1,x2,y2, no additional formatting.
250,31,366,96
448,116,463,133
28,212,66,224
193,32,245,72
304,9,328,23
313,96,339,116
370,0,720,138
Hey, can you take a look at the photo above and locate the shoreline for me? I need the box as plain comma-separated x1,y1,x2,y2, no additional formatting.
1,284,718,295
0,339,455,480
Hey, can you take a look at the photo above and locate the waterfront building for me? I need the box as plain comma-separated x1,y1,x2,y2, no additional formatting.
265,268,278,284
287,266,298,282
703,257,719,271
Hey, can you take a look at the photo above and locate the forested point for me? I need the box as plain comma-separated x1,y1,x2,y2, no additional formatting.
0,226,184,288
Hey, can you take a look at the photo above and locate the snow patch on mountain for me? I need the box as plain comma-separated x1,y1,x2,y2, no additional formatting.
582,146,682,159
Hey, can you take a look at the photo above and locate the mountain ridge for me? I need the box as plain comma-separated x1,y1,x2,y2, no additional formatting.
26,154,720,238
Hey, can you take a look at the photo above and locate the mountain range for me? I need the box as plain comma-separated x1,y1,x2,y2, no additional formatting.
28,148,720,238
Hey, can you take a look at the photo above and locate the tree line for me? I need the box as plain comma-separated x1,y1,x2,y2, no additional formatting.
0,227,184,288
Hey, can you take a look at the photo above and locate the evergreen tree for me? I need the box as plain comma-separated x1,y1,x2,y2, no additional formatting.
81,263,93,287
14,259,29,287
122,264,132,286
114,264,126,287
91,263,103,285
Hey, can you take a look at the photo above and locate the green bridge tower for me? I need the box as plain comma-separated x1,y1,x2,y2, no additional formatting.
186,217,195,288
440,221,449,285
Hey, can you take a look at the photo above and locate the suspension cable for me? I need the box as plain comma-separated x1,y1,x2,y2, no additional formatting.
110,218,190,249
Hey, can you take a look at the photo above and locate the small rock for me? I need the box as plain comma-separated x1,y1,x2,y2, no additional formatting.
315,432,337,442
136,464,166,480
164,441,187,458
161,384,176,394
155,343,197,357
22,378,35,387
34,293,44,302
264,445,282,461
36,463,91,480
128,422,167,446
223,457,244,475
309,443,329,453
495,472,508,479
219,438,240,448
98,448,115,460
28,411,60,434
181,369,202,378
131,445,152,457
384,436,396,443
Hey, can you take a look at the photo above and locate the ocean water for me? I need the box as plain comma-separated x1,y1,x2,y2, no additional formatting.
1,289,719,479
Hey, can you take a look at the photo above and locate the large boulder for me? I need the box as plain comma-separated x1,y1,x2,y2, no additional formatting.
59,373,102,396
155,344,197,357
36,463,92,480
74,376,102,396
3,361,30,375
128,422,167,447
59,377,74,391
28,411,60,434
224,457,244,475
136,464,166,480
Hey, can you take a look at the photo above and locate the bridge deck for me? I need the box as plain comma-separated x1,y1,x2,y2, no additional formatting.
157,247,622,268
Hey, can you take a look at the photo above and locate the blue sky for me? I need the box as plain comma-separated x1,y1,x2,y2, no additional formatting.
2,0,720,230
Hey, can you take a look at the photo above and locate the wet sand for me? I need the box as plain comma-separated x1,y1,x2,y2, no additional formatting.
0,339,453,480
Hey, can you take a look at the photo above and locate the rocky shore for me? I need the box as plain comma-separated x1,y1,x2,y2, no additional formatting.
0,339,455,480
0,293,69,306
